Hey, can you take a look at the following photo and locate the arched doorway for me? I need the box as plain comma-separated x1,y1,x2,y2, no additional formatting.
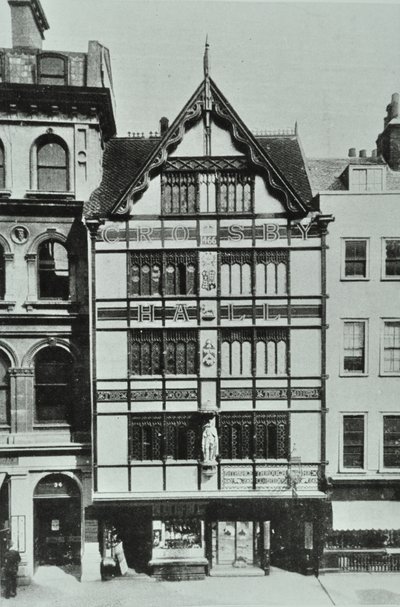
33,474,81,567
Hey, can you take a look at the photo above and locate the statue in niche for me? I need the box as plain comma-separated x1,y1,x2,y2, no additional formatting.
202,416,219,464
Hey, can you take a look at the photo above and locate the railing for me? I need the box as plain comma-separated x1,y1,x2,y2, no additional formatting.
323,550,400,572
325,529,400,550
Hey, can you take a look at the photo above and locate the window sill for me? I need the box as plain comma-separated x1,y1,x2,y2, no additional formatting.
381,277,400,281
33,423,71,429
25,190,75,200
0,301,16,311
340,372,368,378
0,189,11,199
379,372,400,377
23,300,78,312
340,277,369,282
378,468,400,474
338,468,368,474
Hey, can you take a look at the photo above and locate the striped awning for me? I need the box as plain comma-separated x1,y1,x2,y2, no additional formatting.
332,501,400,530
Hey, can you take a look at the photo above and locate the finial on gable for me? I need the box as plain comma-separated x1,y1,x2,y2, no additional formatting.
203,35,210,78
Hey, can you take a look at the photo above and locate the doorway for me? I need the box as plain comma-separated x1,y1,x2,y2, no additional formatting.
33,474,81,567
211,521,261,569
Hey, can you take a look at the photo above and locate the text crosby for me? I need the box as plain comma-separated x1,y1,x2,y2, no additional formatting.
101,222,315,243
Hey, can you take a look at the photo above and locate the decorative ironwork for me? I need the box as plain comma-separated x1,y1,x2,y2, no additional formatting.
256,250,288,264
131,389,162,401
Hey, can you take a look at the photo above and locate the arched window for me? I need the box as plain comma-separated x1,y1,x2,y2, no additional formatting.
38,240,69,300
0,140,5,189
0,351,10,425
37,139,68,192
0,245,5,300
38,54,67,86
35,347,73,423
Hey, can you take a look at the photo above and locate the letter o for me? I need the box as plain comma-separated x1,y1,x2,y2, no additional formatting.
172,225,190,241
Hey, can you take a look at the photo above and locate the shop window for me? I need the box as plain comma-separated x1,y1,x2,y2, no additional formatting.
221,252,252,295
130,330,197,376
129,251,197,296
382,321,400,374
38,240,69,300
220,412,288,460
38,54,67,86
256,250,288,295
0,351,10,425
383,416,400,468
383,239,400,278
0,140,5,189
0,245,5,299
35,347,73,423
37,139,68,192
343,239,368,278
343,415,365,469
343,321,366,374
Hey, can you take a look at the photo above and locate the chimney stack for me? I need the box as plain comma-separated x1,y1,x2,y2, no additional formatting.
348,148,356,158
377,92,400,170
160,117,169,136
359,149,367,158
8,0,49,49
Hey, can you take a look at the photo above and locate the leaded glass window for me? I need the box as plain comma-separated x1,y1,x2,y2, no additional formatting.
130,330,197,375
129,252,197,296
220,412,288,460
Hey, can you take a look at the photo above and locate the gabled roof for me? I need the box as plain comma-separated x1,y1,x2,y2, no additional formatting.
308,156,400,192
86,77,316,219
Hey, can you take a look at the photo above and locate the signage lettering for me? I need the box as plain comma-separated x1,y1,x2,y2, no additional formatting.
103,226,120,243
227,224,245,241
138,304,155,322
172,225,190,241
296,222,312,240
138,226,153,241
263,223,280,241
173,303,190,322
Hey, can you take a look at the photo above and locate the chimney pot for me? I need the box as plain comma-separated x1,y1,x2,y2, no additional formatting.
371,149,377,158
160,116,169,135
348,148,357,157
359,149,367,158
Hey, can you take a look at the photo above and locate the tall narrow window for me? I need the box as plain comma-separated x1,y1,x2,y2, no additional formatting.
255,330,288,376
344,240,368,278
37,139,68,192
0,140,5,189
221,331,252,376
383,416,400,468
221,412,288,460
218,173,253,212
162,173,197,214
130,415,163,460
131,332,162,376
0,351,10,425
38,240,69,300
256,250,288,295
129,252,197,296
0,245,5,300
383,239,400,278
35,347,73,423
343,321,366,373
382,321,400,374
221,252,252,295
130,331,197,375
38,55,67,86
343,415,364,468
164,331,197,375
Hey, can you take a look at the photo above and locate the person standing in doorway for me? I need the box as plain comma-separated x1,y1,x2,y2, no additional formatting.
3,541,21,599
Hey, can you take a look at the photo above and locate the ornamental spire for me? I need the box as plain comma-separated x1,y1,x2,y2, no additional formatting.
203,35,210,78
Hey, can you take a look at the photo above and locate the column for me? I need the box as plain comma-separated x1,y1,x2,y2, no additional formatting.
8,368,34,434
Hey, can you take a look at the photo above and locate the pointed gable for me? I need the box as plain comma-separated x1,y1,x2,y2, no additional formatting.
86,78,315,219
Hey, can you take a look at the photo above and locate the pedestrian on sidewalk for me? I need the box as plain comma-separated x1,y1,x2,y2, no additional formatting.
3,541,21,599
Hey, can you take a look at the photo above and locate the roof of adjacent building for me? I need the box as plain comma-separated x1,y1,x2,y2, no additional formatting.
85,132,314,218
308,157,400,192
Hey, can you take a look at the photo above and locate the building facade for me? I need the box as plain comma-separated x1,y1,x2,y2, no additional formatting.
308,100,400,571
0,0,115,581
87,67,333,579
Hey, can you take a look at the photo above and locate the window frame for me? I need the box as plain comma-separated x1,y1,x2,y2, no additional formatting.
349,166,385,192
34,346,73,425
381,414,400,471
38,53,68,86
341,238,370,281
380,319,400,376
129,251,197,298
340,413,367,472
37,239,70,301
36,138,69,193
0,139,5,190
381,237,400,281
0,350,11,426
130,330,198,377
341,319,368,377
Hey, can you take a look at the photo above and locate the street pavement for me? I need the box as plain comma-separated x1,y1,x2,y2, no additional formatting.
2,565,400,606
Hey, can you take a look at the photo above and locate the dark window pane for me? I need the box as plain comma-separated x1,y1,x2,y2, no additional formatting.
0,143,4,189
267,424,277,458
383,416,400,468
385,240,400,277
345,240,367,277
343,415,364,468
38,240,69,300
37,141,68,191
35,348,72,424
0,245,5,300
38,167,68,192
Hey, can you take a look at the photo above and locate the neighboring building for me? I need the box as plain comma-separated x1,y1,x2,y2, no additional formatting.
86,53,333,580
0,0,115,581
309,96,400,571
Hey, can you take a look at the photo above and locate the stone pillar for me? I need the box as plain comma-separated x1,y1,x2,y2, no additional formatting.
25,253,37,302
8,368,34,434
8,470,32,583
81,508,101,582
262,521,270,575
3,253,15,302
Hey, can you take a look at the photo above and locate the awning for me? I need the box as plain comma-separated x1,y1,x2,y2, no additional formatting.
0,473,7,491
332,501,400,530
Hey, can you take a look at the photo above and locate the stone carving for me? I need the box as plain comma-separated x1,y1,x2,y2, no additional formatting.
202,417,219,464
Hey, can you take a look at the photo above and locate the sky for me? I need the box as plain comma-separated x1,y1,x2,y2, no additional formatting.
1,0,400,157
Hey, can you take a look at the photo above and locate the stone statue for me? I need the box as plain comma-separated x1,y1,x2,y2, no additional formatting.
202,417,219,464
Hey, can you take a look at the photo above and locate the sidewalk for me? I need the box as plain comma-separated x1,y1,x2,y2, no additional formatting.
3,566,400,606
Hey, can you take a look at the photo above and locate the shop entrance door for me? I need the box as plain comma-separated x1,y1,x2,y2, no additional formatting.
212,521,259,568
